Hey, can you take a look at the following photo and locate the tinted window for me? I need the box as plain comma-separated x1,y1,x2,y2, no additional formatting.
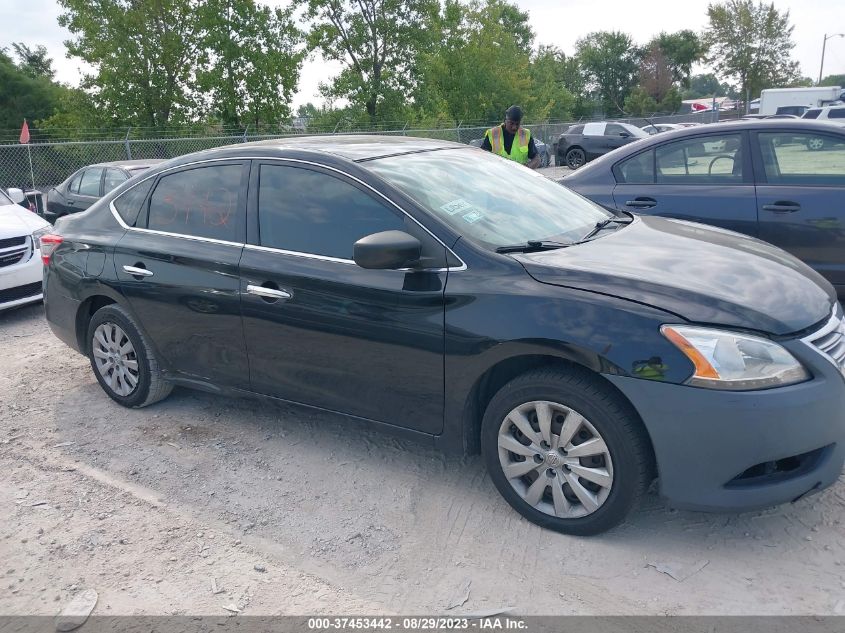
103,168,128,194
655,134,743,184
617,151,654,183
147,165,244,242
803,109,821,119
68,172,83,194
113,179,154,227
606,123,631,137
829,109,845,119
258,165,405,259
757,132,845,185
567,125,584,135
78,168,103,196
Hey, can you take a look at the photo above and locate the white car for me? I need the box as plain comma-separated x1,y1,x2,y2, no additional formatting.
0,188,51,311
641,123,685,135
802,105,845,121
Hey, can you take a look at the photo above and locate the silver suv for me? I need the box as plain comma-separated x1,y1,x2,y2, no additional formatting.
802,104,845,121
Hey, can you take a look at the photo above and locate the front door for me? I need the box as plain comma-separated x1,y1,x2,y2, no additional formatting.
238,161,447,434
612,132,759,236
68,167,103,213
753,129,845,296
113,160,251,388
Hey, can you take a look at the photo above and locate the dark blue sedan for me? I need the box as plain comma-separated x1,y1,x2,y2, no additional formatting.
563,120,845,297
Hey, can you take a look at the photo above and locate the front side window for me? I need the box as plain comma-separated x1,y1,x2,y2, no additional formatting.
257,165,405,259
68,172,83,194
803,109,821,120
146,164,244,242
78,168,103,196
103,168,128,194
365,148,613,249
655,134,743,184
605,124,628,137
757,132,845,185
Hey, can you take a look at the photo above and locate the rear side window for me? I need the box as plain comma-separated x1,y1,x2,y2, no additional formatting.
68,172,83,194
113,179,154,227
78,168,103,196
257,164,405,259
146,165,245,242
757,132,845,185
829,108,845,119
803,109,821,119
616,151,654,184
566,124,584,135
103,168,128,194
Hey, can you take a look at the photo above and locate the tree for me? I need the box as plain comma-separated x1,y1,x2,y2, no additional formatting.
576,31,641,115
58,0,206,127
529,46,575,121
820,74,845,88
296,0,438,122
11,43,55,79
684,73,737,99
0,48,63,131
649,31,704,88
703,0,801,110
639,44,674,103
197,0,303,128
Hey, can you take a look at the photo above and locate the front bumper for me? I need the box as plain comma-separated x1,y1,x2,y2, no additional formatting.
0,249,43,311
605,339,845,512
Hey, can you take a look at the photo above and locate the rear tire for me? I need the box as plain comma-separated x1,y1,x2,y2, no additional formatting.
87,304,173,408
565,148,586,169
481,367,652,536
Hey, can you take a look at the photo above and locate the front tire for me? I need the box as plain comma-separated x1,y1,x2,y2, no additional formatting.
87,304,173,408
565,148,586,169
481,367,652,536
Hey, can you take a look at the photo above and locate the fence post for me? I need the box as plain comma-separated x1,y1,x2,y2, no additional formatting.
124,127,132,160
456,121,462,144
242,125,249,143
333,120,342,134
402,122,408,137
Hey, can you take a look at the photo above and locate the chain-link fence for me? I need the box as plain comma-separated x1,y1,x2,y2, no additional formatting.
0,111,718,194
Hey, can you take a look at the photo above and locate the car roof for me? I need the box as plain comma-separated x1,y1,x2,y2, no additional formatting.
88,159,167,170
232,135,465,161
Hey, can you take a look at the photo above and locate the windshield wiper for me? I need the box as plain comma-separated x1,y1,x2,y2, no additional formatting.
579,215,633,242
495,240,572,254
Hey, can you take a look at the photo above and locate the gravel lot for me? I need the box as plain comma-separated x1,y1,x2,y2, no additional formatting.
3,300,845,617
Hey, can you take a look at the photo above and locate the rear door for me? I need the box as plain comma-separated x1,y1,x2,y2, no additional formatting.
68,167,104,213
103,168,129,196
238,161,447,434
752,128,845,295
113,160,250,388
611,131,759,236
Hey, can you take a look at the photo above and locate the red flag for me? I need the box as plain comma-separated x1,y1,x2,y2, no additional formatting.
19,120,30,144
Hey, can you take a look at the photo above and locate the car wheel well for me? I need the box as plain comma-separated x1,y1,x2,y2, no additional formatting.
76,296,117,352
463,355,656,474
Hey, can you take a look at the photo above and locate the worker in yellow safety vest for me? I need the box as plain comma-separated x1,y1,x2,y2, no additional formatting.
481,105,540,169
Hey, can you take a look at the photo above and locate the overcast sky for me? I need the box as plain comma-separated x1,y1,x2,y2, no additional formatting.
2,0,843,109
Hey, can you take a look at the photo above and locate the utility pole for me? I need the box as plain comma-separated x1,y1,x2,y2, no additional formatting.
819,33,845,85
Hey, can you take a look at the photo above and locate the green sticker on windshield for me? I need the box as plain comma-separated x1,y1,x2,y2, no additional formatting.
441,199,475,216
462,210,483,224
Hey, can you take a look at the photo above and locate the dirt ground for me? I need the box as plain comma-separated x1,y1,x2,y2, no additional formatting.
3,303,845,617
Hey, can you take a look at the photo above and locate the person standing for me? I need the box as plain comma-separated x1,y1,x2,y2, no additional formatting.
480,105,541,169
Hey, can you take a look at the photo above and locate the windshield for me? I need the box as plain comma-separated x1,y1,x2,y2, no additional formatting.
364,148,614,248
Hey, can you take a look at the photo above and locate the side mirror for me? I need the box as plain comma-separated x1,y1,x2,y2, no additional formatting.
619,132,630,138
354,230,422,270
7,188,25,204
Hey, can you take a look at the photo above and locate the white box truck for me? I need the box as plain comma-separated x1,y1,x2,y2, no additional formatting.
759,87,844,116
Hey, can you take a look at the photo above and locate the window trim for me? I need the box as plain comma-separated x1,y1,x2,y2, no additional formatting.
109,156,466,271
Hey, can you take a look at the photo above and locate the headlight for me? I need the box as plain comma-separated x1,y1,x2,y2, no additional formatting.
32,226,51,251
661,325,809,390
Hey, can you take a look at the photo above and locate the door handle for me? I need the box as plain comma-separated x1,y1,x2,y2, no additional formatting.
762,202,801,213
246,284,292,301
122,265,153,277
625,198,657,209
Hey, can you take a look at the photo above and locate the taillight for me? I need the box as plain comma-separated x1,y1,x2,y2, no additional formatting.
39,234,63,265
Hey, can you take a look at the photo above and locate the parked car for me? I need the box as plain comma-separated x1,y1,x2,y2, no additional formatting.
0,188,51,311
2,187,46,216
775,106,808,117
45,160,164,223
562,120,845,297
802,105,845,121
641,124,685,135
556,122,649,169
42,136,845,536
468,136,552,167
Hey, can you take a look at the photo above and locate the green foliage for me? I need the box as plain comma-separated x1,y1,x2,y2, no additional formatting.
11,43,55,79
0,48,64,132
820,74,845,88
529,46,575,121
684,73,737,99
703,0,800,104
576,31,641,115
197,0,303,128
295,0,438,122
649,31,704,88
624,87,657,117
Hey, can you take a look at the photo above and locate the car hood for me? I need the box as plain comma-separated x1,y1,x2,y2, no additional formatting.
0,204,50,238
514,215,835,336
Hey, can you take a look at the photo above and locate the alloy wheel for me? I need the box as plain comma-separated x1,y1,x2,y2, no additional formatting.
566,149,586,169
497,400,614,519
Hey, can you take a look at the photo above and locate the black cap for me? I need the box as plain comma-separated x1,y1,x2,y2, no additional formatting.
505,105,523,122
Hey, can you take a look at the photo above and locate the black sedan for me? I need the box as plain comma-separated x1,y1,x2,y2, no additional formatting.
556,121,649,169
45,159,163,223
41,136,845,535
562,119,845,298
